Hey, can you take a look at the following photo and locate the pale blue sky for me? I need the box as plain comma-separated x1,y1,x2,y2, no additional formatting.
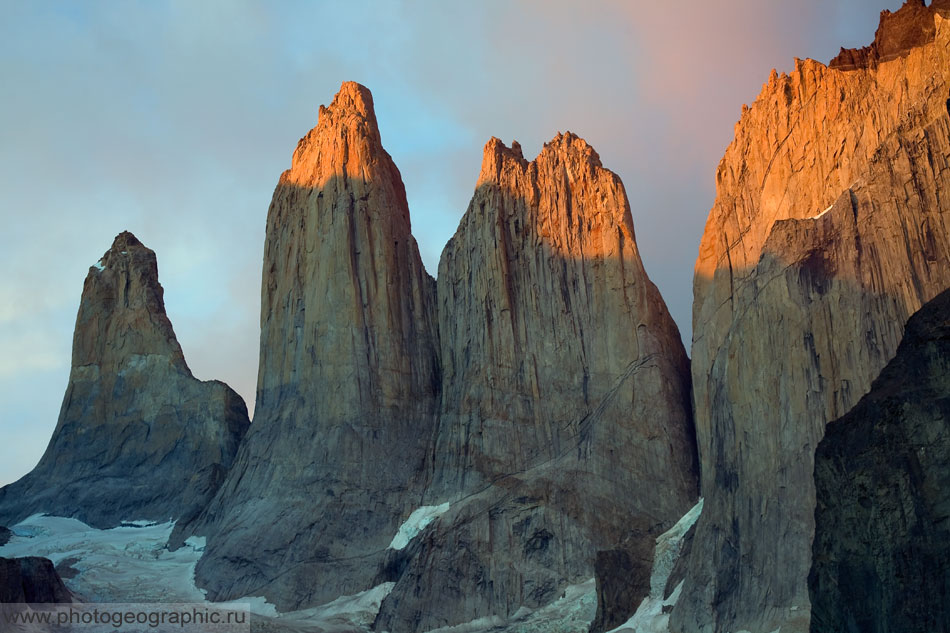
0,0,902,486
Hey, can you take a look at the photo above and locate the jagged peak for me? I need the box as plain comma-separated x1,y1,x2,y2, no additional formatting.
318,81,377,125
540,131,603,168
110,230,143,251
478,137,528,186
285,81,389,187
481,136,524,163
478,131,605,187
91,230,155,275
312,81,379,147
829,0,943,70
78,232,186,371
732,0,948,140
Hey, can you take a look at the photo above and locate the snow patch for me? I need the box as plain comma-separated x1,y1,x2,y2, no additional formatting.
809,204,833,220
184,536,206,552
92,259,105,271
607,499,704,633
389,502,450,550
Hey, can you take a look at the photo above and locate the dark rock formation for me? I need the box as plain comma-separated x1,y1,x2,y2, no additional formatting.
810,287,950,633
0,528,10,547
0,232,250,529
184,82,441,609
589,523,655,633
676,7,950,633
829,0,946,71
375,135,698,632
0,557,72,603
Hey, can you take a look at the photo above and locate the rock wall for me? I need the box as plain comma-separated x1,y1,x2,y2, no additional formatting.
810,287,950,633
674,3,950,632
0,232,249,529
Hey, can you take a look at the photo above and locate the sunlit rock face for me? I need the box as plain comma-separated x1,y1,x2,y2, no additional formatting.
0,232,250,529
375,134,698,632
810,287,950,633
675,3,950,632
184,82,442,610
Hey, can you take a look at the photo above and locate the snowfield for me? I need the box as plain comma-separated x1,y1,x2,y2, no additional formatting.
0,500,703,633
0,514,392,632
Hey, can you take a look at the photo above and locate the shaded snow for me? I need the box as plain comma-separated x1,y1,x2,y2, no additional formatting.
607,499,704,633
92,259,105,271
389,502,450,550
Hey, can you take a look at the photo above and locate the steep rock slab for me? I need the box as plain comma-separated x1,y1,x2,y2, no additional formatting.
187,82,441,609
375,135,697,632
0,232,249,529
676,4,950,632
810,288,950,633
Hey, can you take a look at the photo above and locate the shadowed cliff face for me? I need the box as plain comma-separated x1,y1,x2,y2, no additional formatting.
810,287,950,633
676,5,950,633
0,232,250,529
182,83,442,609
374,136,698,633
